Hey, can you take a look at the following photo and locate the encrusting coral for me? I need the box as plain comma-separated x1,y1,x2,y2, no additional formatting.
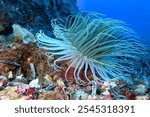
36,12,145,85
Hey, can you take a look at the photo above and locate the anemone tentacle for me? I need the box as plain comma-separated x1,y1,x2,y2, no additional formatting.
36,12,145,84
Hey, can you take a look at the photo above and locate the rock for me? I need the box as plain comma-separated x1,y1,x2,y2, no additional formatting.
71,89,88,100
135,95,149,100
0,86,22,100
29,78,40,88
56,78,65,87
0,25,5,32
12,24,35,43
8,71,13,79
135,84,147,94
0,0,78,36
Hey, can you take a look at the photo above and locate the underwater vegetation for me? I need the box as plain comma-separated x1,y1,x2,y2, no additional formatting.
36,12,145,85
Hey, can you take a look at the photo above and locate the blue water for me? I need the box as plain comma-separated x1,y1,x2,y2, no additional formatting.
77,0,150,48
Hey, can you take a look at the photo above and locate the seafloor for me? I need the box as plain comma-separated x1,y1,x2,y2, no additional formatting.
0,0,150,100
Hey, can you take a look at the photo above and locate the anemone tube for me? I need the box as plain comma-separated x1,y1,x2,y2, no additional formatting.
36,12,145,85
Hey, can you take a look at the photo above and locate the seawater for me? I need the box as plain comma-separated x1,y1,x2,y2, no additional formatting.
77,0,150,48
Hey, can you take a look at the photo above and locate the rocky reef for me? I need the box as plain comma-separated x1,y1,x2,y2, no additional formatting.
0,0,78,36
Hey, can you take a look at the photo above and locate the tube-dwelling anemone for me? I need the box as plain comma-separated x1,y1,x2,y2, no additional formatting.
36,12,145,85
